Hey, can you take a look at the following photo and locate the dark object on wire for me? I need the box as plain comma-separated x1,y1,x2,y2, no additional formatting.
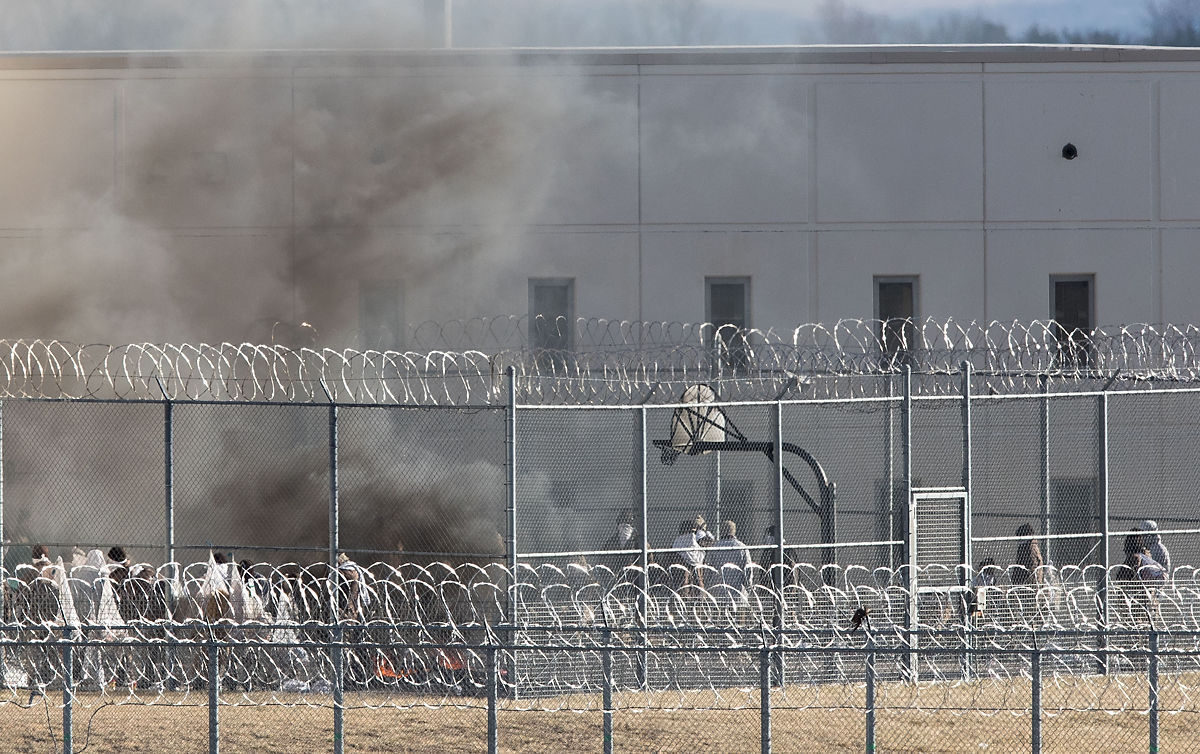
849,606,870,632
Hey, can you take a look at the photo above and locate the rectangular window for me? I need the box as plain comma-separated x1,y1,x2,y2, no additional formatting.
359,280,404,351
529,278,574,363
874,276,918,365
706,277,751,373
1050,275,1094,366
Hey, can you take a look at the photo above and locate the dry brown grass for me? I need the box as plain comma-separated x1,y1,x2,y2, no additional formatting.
0,677,1193,753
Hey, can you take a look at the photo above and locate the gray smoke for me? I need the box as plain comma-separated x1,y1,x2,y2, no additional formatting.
3,64,592,345
0,7,615,565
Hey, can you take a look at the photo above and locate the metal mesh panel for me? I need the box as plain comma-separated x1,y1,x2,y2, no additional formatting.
1,401,163,565
783,399,895,569
642,403,782,573
971,396,1042,566
173,403,328,563
915,495,964,588
1108,391,1200,570
910,396,964,490
1048,396,1101,570
915,498,963,570
338,406,506,561
645,404,718,560
515,407,639,558
713,402,774,557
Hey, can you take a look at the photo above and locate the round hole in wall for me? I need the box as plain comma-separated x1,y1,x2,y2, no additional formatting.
1062,143,1078,160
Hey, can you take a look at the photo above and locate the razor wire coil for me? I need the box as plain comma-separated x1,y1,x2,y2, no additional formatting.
1,558,1198,713
6,319,1200,404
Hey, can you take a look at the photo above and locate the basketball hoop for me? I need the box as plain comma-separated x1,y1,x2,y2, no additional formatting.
663,384,727,464
653,385,839,574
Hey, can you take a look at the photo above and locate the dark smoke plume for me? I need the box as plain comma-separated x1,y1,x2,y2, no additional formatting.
0,28,607,563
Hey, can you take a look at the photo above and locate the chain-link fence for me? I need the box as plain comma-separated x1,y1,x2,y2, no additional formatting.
4,370,1200,634
3,321,1200,750
0,560,1196,753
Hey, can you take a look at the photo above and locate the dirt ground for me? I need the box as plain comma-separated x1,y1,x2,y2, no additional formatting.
0,682,1189,753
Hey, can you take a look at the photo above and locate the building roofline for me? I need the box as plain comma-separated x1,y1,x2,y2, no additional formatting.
3,44,1200,70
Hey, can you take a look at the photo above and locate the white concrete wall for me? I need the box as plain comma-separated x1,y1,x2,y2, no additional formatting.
1,49,1199,346
641,72,809,224
0,79,115,228
984,76,1153,222
816,76,983,223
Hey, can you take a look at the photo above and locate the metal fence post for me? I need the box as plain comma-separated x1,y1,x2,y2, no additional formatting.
638,405,649,689
507,366,518,576
865,633,876,753
487,645,499,754
328,402,340,567
902,364,915,682
1039,375,1050,568
760,647,771,754
164,399,175,573
602,627,613,754
1149,631,1159,753
887,375,897,569
1099,392,1111,673
961,363,973,684
1031,649,1041,754
961,361,972,581
0,398,5,576
506,366,518,701
0,399,5,692
63,627,73,754
208,640,219,754
328,402,344,754
772,400,785,687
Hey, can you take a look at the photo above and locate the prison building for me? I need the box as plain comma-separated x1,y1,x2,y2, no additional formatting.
0,45,1199,347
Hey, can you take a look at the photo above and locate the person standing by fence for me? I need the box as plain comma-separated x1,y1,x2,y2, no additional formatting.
669,519,707,591
708,521,752,616
1137,520,1171,580
1009,524,1044,586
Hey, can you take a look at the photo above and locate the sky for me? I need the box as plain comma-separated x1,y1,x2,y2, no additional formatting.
898,0,1147,34
742,0,1140,27
0,0,1167,52
447,0,1163,48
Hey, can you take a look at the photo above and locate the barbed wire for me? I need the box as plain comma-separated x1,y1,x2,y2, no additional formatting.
0,556,1196,711
5,319,1200,404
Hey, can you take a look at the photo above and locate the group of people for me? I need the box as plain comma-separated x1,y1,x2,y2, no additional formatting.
1120,520,1171,583
3,544,379,628
600,510,795,612
1,544,392,692
5,544,153,627
1007,519,1171,586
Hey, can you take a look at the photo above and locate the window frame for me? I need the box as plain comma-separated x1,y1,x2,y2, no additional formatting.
1049,274,1095,367
873,275,919,363
358,278,405,352
528,277,575,353
705,276,752,374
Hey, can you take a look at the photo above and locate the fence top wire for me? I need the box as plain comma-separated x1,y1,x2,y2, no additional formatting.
3,318,1200,405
